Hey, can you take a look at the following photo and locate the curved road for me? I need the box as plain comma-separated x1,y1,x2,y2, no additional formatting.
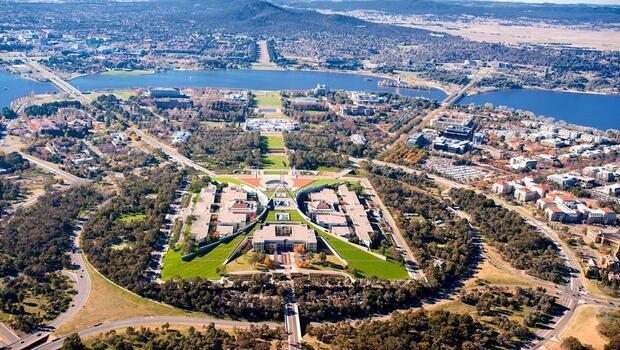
361,158,620,349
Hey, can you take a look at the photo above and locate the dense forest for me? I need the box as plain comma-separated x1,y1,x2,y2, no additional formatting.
0,186,101,331
307,309,498,350
369,174,476,289
179,127,263,169
0,152,29,206
284,127,363,169
449,189,566,283
24,100,82,117
81,167,285,321
62,324,286,350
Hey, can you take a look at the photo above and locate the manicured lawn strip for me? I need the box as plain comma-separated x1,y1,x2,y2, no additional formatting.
212,177,252,187
262,154,289,169
318,232,408,281
297,179,358,192
265,135,285,150
266,211,304,222
160,234,245,280
254,92,282,107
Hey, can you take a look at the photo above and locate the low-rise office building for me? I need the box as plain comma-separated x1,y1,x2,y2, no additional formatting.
252,223,317,252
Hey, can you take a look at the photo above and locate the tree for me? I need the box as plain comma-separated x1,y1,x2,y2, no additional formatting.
61,333,86,350
561,337,594,350
1,107,18,120
318,252,327,265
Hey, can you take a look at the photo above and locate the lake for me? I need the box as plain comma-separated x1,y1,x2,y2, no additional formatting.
70,69,447,100
2,69,620,130
0,71,55,110
459,89,620,130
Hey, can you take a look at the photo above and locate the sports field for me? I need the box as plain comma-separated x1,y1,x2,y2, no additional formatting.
160,234,245,280
254,92,282,107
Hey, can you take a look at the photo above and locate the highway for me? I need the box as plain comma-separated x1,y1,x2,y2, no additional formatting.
8,226,90,350
354,158,620,349
21,57,90,104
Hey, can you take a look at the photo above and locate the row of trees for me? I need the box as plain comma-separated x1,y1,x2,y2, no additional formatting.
62,323,286,350
307,309,497,350
449,189,566,283
460,286,557,328
284,128,364,170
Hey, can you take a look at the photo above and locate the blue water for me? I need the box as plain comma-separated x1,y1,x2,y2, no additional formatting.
0,71,56,109
70,69,447,100
2,69,620,130
459,89,620,130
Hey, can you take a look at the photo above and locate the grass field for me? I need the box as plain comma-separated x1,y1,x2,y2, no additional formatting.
116,213,147,225
84,90,136,100
318,232,408,280
296,179,356,193
55,259,196,336
262,154,289,169
560,305,609,350
160,234,245,280
101,69,155,76
254,92,282,107
264,135,285,150
212,177,251,187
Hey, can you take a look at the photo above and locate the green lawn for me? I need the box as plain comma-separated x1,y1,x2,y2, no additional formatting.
264,135,285,150
161,234,245,280
101,69,154,76
212,177,251,187
304,110,326,115
116,213,147,224
318,232,408,281
296,179,358,193
266,210,304,222
262,154,289,169
254,92,282,107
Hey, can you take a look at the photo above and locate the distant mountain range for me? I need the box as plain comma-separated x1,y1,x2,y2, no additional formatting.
274,0,620,24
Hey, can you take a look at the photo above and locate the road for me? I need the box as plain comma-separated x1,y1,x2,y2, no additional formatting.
7,202,113,350
358,176,425,281
257,40,271,64
131,127,216,177
0,323,19,347
21,57,90,104
0,138,91,186
32,317,278,350
355,158,620,349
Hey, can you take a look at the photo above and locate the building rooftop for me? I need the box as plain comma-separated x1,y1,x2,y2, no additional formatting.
253,223,317,245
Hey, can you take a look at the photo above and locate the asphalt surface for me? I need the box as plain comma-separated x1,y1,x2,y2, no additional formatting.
7,219,92,350
361,159,620,349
